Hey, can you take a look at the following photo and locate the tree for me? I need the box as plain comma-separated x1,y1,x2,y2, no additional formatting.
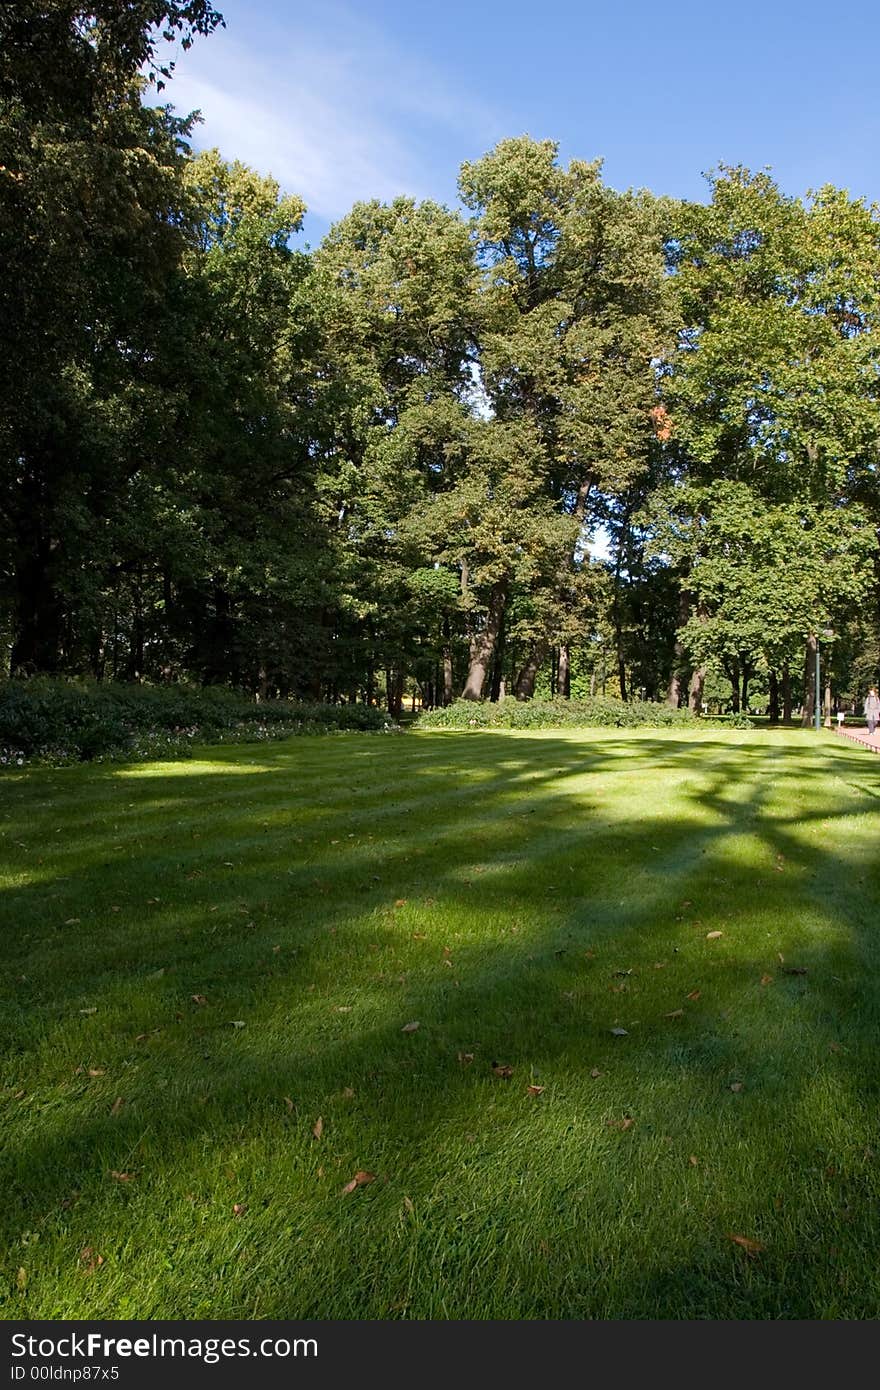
661,168,880,714
458,137,674,698
0,1,224,674
670,483,875,711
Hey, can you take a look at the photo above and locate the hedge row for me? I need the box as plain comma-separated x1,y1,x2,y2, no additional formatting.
417,697,698,730
0,679,392,765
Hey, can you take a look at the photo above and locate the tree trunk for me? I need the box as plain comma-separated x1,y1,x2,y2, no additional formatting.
558,644,571,699
725,658,741,712
442,649,453,705
385,669,404,718
667,587,691,707
824,679,832,728
489,605,507,702
515,640,546,700
768,671,780,724
687,666,705,714
741,663,753,713
10,538,63,675
802,635,817,727
461,581,507,701
782,663,792,723
440,619,454,705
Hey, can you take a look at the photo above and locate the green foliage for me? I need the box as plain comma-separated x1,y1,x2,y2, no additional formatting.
417,696,696,730
702,712,757,730
3,8,880,719
0,680,391,764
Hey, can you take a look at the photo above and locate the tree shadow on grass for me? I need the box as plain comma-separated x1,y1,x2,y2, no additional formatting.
2,730,880,1317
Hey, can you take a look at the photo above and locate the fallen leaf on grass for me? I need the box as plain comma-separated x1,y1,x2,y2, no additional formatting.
665,1009,684,1019
110,1097,125,1116
610,1027,628,1037
341,1171,375,1195
727,1233,763,1255
526,1084,545,1097
491,1062,514,1079
401,1021,420,1033
730,1082,744,1093
79,1247,104,1274
402,1196,414,1215
760,974,773,986
87,1068,105,1078
231,1020,246,1029
394,899,408,908
283,1097,294,1113
232,1203,247,1218
607,1117,634,1131
312,1117,323,1140
16,1267,26,1290
79,1008,97,1016
342,1087,355,1099
458,1052,474,1066
706,931,723,940
191,994,208,1006
65,918,81,926
687,990,701,1002
110,1171,134,1182
829,1042,842,1054
689,1155,699,1167
590,1068,603,1079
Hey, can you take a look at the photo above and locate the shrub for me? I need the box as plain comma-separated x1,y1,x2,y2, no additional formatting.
701,712,756,730
0,679,393,766
417,697,697,731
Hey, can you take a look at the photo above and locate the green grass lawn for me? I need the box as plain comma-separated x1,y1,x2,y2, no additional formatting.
2,726,880,1319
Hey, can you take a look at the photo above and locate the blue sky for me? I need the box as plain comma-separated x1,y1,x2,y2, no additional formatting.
158,0,880,245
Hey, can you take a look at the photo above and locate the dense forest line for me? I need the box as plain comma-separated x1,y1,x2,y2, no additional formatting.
2,3,879,720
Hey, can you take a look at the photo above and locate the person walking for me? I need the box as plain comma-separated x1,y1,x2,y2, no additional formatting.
864,687,880,735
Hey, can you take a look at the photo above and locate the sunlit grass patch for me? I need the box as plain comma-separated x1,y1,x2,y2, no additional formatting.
2,727,880,1318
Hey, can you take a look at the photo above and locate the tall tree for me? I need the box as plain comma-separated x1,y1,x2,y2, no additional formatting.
0,1,223,673
662,168,880,713
458,137,674,698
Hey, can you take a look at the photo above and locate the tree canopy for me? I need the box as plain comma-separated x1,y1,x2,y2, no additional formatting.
2,3,879,717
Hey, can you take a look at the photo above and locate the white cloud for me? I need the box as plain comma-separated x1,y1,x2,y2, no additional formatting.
155,3,504,225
